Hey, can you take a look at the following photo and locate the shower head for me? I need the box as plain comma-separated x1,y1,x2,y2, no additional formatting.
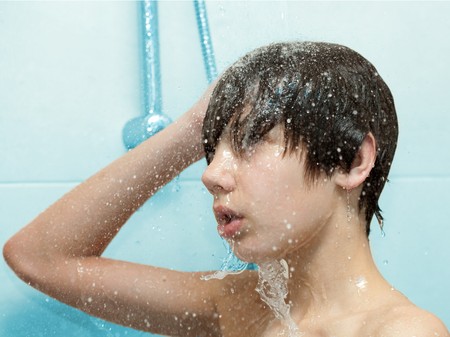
122,113,171,150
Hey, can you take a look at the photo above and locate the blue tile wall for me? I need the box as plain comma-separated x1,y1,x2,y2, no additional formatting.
1,1,449,335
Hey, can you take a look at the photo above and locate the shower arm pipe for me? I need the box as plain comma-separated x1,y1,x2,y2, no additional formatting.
122,0,171,150
141,0,162,115
194,0,218,84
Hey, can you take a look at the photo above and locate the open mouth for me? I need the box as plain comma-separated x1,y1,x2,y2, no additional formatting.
214,206,241,225
213,206,244,238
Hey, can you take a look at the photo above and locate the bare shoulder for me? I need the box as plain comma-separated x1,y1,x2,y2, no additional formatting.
373,303,449,337
213,269,261,307
212,270,273,336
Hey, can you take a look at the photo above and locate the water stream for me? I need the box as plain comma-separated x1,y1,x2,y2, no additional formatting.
256,259,301,337
201,241,248,280
202,245,301,336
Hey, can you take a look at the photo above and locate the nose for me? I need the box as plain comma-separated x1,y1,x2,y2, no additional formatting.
201,143,237,195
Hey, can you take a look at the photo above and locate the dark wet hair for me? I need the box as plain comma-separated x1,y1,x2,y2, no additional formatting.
202,41,398,236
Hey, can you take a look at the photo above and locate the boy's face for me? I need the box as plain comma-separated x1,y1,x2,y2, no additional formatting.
202,125,340,263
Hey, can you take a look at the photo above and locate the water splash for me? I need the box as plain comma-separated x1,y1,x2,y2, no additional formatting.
256,259,302,337
90,317,114,337
355,275,368,292
171,175,181,192
201,240,248,280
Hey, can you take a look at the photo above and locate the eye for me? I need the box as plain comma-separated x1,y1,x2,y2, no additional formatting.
263,126,284,144
243,145,257,158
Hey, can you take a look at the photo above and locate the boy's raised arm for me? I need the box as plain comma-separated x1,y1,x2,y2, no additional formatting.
3,85,223,336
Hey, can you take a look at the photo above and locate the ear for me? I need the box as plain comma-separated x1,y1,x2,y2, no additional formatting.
335,133,376,190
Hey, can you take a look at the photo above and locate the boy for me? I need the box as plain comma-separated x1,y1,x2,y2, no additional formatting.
4,42,448,336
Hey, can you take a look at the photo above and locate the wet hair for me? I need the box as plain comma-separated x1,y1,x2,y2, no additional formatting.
202,41,398,236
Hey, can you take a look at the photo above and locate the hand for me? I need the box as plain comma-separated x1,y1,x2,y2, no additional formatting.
171,81,217,162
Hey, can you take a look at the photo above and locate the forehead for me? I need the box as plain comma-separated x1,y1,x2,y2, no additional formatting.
220,122,285,144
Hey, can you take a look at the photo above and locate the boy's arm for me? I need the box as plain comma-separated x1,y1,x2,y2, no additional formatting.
3,85,223,336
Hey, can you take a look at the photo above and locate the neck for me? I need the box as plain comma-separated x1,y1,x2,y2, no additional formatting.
280,213,390,321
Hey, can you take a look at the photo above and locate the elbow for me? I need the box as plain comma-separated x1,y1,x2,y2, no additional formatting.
3,234,44,286
4,234,80,303
4,236,20,271
3,236,29,281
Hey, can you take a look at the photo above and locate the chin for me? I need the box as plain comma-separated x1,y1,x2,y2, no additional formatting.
232,240,288,264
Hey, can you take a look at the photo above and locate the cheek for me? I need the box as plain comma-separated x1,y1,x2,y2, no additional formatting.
271,179,335,233
243,157,306,213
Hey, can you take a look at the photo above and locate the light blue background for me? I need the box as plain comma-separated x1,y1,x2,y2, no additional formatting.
1,1,449,336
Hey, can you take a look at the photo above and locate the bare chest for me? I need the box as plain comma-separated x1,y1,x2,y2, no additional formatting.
217,306,372,337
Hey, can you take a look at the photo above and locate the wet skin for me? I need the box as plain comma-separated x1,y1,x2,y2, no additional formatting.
4,85,449,337
202,124,339,264
202,125,448,337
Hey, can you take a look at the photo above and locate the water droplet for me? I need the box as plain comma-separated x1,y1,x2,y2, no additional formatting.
219,4,225,16
201,240,249,281
355,276,368,290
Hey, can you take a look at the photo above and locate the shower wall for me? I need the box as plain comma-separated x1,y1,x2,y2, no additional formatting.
1,2,449,336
